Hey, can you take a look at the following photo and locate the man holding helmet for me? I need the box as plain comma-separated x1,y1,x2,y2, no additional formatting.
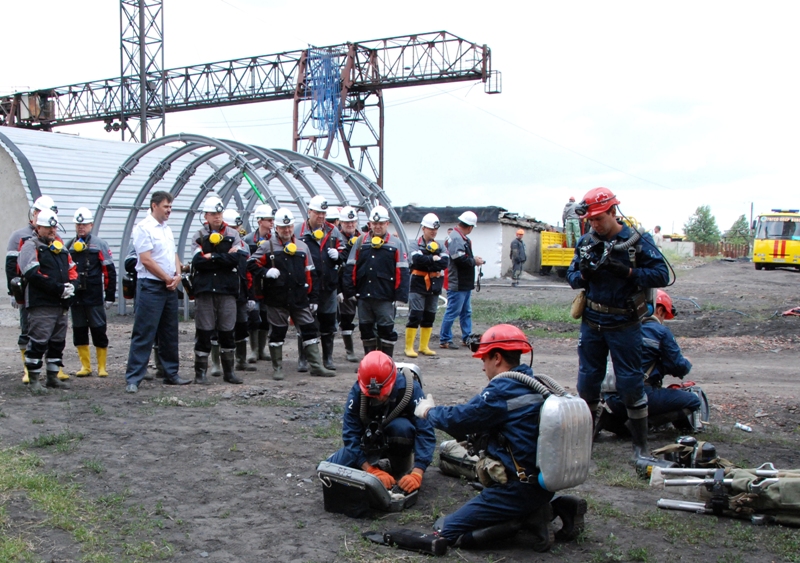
597,290,701,435
336,206,362,362
17,208,77,393
68,207,116,377
326,351,435,494
6,195,70,383
405,212,449,358
248,208,335,379
415,325,584,550
439,210,484,350
298,195,344,371
190,195,246,385
244,204,276,366
343,205,409,357
566,188,668,462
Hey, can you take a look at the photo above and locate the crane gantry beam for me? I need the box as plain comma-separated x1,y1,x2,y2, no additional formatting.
0,30,500,185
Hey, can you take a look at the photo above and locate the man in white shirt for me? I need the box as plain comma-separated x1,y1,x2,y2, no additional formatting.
124,191,191,392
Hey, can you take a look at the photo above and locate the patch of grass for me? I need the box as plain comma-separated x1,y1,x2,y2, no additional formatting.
766,528,800,563
584,495,624,519
312,420,343,439
26,430,83,451
91,404,106,416
234,470,257,476
627,546,650,562
81,458,105,474
591,457,646,490
229,443,239,452
716,554,744,563
0,534,38,563
472,300,579,325
31,419,44,425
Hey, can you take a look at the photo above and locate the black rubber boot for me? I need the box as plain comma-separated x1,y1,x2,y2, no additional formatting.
270,344,284,381
627,414,652,462
305,342,336,377
378,339,395,358
550,495,587,541
362,338,378,355
297,335,309,372
456,520,523,549
247,330,259,363
27,368,47,395
235,340,256,371
45,369,70,390
209,343,222,377
221,349,243,384
321,333,336,370
341,332,358,362
194,353,210,385
523,503,555,552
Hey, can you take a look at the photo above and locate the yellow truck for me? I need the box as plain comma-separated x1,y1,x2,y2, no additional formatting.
752,209,800,270
540,231,573,277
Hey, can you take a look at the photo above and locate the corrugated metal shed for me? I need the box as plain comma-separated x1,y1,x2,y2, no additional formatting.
0,128,403,266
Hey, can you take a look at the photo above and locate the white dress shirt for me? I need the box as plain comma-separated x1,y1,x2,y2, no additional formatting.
132,212,177,280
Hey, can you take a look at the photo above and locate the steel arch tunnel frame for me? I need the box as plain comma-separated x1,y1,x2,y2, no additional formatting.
96,133,408,315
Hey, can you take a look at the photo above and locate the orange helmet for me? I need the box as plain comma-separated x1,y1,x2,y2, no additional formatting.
516,229,524,236
578,187,620,218
655,290,676,319
470,324,532,359
358,351,397,399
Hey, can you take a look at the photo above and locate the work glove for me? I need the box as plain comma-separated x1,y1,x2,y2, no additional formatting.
366,465,396,489
398,471,423,493
309,303,318,314
604,258,631,279
327,248,339,260
578,259,595,281
11,297,19,309
246,300,257,312
337,293,345,304
61,283,75,299
432,255,441,261
266,268,280,279
105,301,114,310
414,393,435,419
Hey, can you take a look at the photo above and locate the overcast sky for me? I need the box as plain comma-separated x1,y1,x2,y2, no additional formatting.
2,0,798,232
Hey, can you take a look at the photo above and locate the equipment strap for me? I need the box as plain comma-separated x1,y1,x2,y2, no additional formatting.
586,298,632,316
411,269,441,291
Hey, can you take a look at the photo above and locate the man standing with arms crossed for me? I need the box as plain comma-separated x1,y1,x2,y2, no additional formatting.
124,191,191,393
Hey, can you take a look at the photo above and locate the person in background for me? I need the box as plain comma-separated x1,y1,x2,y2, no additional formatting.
337,206,362,362
562,197,581,248
509,229,527,287
652,226,664,250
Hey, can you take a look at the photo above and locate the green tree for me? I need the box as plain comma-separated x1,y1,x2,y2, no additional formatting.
684,205,721,244
725,214,750,245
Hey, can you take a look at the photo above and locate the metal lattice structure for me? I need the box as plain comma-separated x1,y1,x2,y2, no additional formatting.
119,0,166,143
0,30,500,185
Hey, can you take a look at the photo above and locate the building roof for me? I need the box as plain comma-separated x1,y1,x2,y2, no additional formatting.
393,205,506,224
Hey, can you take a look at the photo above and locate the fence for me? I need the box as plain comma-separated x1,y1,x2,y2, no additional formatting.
693,242,750,258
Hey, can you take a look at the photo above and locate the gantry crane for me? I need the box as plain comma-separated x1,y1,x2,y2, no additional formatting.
0,1,500,186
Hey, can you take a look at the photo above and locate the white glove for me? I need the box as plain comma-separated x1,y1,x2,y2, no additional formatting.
432,255,441,261
309,303,318,314
327,248,339,260
414,393,435,419
105,301,114,310
337,293,344,304
266,268,280,279
246,300,257,312
61,283,75,299
11,297,19,309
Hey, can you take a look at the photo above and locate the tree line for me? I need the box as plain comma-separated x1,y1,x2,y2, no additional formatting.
682,205,750,245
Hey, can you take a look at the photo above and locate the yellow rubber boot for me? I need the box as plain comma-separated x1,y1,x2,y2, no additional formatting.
57,366,70,380
418,327,437,356
76,345,92,376
404,328,419,358
96,347,109,377
21,350,29,384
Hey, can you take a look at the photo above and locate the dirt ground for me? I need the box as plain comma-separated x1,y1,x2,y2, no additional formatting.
1,259,800,563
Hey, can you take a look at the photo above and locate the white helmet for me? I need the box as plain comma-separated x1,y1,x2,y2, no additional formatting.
369,205,390,223
274,208,295,226
457,210,478,226
33,195,58,213
253,204,274,220
73,207,94,224
308,195,329,212
421,213,441,229
223,208,241,226
327,206,340,221
202,195,225,214
340,206,358,222
36,208,59,227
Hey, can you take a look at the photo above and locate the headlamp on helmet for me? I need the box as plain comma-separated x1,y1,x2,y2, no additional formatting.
421,213,441,230
358,351,397,400
36,209,59,228
222,208,241,227
340,206,358,221
33,195,58,213
308,195,329,212
274,208,295,226
577,187,620,219
73,207,94,224
369,206,389,223
469,324,533,362
254,204,275,220
202,196,225,214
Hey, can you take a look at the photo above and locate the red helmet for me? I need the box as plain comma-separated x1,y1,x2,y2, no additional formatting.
358,351,397,399
470,324,533,359
655,290,676,319
578,187,620,218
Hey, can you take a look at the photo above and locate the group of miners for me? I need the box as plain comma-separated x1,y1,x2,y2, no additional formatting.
7,187,701,552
